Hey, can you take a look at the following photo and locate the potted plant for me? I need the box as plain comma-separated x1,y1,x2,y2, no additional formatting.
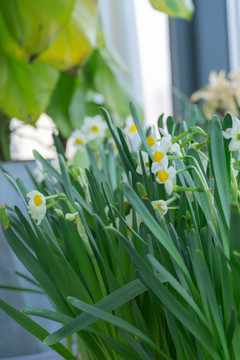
1,98,239,359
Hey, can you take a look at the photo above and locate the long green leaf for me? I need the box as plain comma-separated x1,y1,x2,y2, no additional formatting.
0,298,76,360
121,181,191,282
67,296,160,353
44,280,146,345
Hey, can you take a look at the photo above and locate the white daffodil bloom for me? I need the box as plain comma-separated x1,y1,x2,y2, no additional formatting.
159,129,182,156
81,115,107,141
146,133,159,151
51,158,60,172
156,164,176,195
151,200,168,215
222,117,240,153
122,115,138,139
136,151,150,175
151,140,169,174
27,190,46,225
33,161,45,184
71,129,86,152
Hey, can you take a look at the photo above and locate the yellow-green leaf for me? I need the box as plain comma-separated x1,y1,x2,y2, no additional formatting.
149,0,194,20
0,0,75,56
39,0,98,71
0,52,59,123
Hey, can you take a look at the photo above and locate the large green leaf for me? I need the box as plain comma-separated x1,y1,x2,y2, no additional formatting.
85,49,139,120
39,0,98,70
0,52,59,122
0,0,75,56
149,0,194,20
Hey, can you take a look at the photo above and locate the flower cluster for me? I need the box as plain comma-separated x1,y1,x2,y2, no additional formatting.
191,70,240,119
71,115,108,152
136,127,181,195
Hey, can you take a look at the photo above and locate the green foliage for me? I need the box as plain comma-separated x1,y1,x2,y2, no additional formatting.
1,109,240,359
149,0,194,20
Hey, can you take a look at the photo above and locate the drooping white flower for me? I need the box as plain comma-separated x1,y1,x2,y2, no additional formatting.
156,164,176,195
81,115,107,141
33,161,45,184
71,129,86,152
222,117,240,152
26,190,46,225
151,200,168,215
122,116,138,139
136,151,150,175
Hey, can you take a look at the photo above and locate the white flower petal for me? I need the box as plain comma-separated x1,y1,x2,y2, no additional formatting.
27,191,46,225
165,180,173,195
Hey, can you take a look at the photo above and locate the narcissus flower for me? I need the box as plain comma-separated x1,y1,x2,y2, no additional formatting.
72,129,86,151
159,129,181,155
222,117,240,152
151,141,169,173
156,165,176,195
81,115,107,140
151,200,168,215
27,190,46,225
123,116,138,139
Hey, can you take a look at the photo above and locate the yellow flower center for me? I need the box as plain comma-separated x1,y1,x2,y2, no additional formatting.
34,194,43,207
114,144,118,151
157,203,164,211
157,171,169,182
130,124,137,133
75,138,83,145
91,125,99,133
147,136,155,146
154,151,164,162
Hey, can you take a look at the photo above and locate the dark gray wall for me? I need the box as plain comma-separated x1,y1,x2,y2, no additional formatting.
169,0,230,115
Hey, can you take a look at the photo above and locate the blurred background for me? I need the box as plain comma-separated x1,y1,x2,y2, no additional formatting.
2,0,239,161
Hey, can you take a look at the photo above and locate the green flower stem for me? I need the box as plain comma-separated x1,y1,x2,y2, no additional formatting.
231,168,238,204
197,150,209,162
176,166,206,192
169,155,209,192
45,193,75,213
172,126,207,145
168,206,179,210
165,194,180,205
75,212,116,341
75,204,107,299
46,200,61,209
173,185,204,192
180,131,206,148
